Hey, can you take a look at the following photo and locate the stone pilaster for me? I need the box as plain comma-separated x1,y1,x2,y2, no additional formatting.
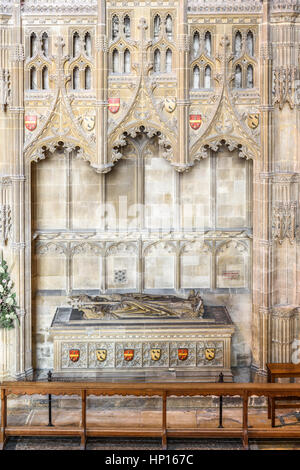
271,306,298,362
176,0,190,171
252,0,273,377
95,0,109,172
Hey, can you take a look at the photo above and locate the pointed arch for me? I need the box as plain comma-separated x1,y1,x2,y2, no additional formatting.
73,66,80,90
41,32,49,57
204,65,211,89
84,66,91,90
30,66,37,90
124,49,131,73
193,65,200,89
205,31,212,56
30,32,38,57
165,48,172,73
73,32,80,57
193,31,200,58
112,49,119,73
234,31,242,57
42,66,49,90
154,14,161,39
165,14,173,39
247,30,254,56
154,48,161,73
124,15,131,38
84,32,92,57
234,64,242,89
246,64,254,88
112,15,119,40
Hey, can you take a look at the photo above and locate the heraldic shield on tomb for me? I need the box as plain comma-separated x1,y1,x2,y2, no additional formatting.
51,292,235,381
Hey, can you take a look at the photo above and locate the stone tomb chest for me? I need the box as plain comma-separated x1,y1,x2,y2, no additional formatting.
50,293,235,381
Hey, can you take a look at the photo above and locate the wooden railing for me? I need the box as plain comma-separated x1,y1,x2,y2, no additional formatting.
1,381,300,450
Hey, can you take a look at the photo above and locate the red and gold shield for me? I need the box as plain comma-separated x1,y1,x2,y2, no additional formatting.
178,348,189,361
25,115,37,131
69,349,80,363
189,114,202,130
124,349,134,361
108,98,120,114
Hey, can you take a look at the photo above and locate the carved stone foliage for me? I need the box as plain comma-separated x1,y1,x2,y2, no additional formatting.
0,204,11,246
273,67,297,110
21,0,98,15
272,202,297,245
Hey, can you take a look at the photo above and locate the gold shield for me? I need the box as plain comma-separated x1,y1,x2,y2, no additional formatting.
96,349,107,362
151,348,161,361
205,348,215,361
164,97,176,113
247,113,259,129
82,116,95,132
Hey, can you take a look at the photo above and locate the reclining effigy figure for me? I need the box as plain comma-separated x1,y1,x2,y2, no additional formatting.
68,290,204,320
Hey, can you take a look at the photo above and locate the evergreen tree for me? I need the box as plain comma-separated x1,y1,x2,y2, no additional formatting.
0,258,18,328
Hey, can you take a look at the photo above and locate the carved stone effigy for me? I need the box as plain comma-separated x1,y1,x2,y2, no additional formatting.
50,292,234,381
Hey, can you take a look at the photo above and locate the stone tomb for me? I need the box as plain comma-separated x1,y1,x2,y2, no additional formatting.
50,293,234,381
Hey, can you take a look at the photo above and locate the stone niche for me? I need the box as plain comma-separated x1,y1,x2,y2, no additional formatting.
50,293,235,381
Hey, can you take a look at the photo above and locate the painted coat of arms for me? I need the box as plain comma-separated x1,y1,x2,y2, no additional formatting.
96,349,107,362
247,113,259,129
108,98,120,114
25,115,37,131
124,349,134,361
82,116,95,132
151,348,161,361
178,348,189,361
189,114,202,130
164,97,177,113
205,348,215,361
69,349,80,363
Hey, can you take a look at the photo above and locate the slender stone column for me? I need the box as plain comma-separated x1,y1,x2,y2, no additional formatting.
95,0,109,172
8,2,32,380
176,0,190,171
252,0,273,378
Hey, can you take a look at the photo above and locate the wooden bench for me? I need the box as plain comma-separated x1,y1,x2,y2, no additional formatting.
267,363,300,427
2,381,300,450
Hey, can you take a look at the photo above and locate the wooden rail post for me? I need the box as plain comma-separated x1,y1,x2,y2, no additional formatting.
0,388,7,450
80,389,87,450
242,391,249,450
162,391,167,450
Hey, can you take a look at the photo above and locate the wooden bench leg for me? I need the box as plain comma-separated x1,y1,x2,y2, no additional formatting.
80,390,86,450
162,432,167,450
242,393,249,450
271,398,275,428
162,392,167,450
1,389,7,451
80,433,86,450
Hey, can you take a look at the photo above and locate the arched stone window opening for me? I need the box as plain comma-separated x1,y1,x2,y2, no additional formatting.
205,31,212,56
73,32,80,57
124,49,131,73
247,31,254,56
124,15,131,38
204,65,211,89
234,31,242,57
165,48,172,73
112,49,119,73
30,32,38,57
112,15,119,40
193,31,200,59
84,32,92,57
154,15,161,39
42,66,49,90
193,65,200,89
84,66,91,90
234,64,242,89
246,64,254,88
73,66,80,90
154,49,161,73
165,15,173,40
30,66,37,90
41,32,49,57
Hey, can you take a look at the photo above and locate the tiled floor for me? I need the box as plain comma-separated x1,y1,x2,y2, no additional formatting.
3,405,300,450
